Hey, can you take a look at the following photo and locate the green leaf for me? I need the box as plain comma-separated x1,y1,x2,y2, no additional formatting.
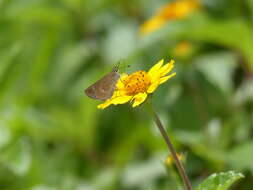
141,14,253,71
195,52,237,94
228,141,253,173
182,15,253,71
1,138,31,176
196,171,244,190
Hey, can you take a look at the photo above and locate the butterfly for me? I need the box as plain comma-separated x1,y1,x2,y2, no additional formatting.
84,67,120,101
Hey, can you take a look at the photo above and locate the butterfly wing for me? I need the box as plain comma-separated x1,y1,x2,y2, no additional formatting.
85,71,120,101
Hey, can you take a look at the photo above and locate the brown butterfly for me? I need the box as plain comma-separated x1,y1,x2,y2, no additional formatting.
84,67,120,101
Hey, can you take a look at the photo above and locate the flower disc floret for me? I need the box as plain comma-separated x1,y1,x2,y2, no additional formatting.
124,71,151,96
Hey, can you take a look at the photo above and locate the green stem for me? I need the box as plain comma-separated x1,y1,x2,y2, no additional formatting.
148,104,192,190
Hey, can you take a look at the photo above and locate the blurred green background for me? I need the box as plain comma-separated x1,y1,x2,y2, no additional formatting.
0,0,253,189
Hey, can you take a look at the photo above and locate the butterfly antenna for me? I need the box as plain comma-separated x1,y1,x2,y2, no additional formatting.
112,65,119,72
117,59,131,73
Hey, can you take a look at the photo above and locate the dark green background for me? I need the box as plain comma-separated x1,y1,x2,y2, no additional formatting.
0,0,253,189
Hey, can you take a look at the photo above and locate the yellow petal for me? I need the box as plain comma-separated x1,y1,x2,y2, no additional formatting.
97,94,132,109
132,93,148,107
147,81,159,93
159,60,175,76
139,17,165,36
158,0,200,20
148,59,164,76
159,72,176,84
116,73,128,89
139,0,200,36
97,100,113,109
111,95,132,105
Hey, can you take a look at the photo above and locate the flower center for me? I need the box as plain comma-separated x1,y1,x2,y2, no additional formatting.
123,71,151,95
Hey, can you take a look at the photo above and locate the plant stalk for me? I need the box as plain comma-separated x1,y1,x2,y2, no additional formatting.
152,111,192,190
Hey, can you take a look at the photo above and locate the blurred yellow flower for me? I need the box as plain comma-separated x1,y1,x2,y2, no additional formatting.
139,0,200,35
165,153,185,166
174,41,192,57
97,59,176,109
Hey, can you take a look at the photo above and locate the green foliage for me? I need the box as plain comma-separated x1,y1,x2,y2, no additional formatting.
0,0,253,189
196,171,244,190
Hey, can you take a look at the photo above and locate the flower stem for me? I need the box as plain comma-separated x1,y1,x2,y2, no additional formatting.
152,111,192,190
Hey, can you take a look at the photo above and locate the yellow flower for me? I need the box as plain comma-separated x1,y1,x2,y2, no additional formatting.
139,17,166,36
165,153,185,166
139,0,200,35
174,41,192,57
97,59,176,109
